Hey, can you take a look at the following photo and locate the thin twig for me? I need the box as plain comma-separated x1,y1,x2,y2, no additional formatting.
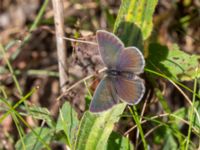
124,113,199,136
33,26,98,46
145,66,200,124
52,0,68,92
168,78,200,123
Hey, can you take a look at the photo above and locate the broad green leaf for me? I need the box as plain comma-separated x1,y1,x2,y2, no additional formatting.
155,88,171,113
147,43,200,81
173,101,200,129
114,0,158,41
153,126,178,150
107,132,134,150
172,107,187,127
0,67,8,74
15,127,52,150
163,130,178,150
56,101,79,147
153,126,167,144
74,103,126,150
114,21,144,51
20,106,54,128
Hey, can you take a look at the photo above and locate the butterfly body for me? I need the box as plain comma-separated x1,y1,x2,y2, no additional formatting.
89,30,145,113
106,69,135,80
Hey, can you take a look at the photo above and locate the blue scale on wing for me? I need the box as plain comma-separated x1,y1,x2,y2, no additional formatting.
96,30,124,69
89,76,119,113
117,47,145,74
114,77,145,104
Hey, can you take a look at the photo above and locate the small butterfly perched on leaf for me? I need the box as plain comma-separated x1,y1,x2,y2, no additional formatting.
89,30,145,113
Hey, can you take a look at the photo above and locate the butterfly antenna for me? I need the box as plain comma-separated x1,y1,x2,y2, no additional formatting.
61,36,98,46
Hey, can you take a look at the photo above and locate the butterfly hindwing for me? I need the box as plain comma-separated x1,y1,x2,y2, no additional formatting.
89,76,119,113
114,76,145,104
96,30,124,69
117,47,145,74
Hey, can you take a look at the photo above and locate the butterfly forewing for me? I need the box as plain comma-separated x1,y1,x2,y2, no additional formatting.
96,30,124,69
89,76,119,113
114,76,145,104
117,47,145,74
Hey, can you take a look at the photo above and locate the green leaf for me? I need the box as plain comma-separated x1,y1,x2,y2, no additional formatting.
147,43,200,81
107,132,133,150
155,88,171,113
15,127,52,150
172,108,187,127
74,103,126,150
153,126,167,144
114,0,158,40
115,21,144,51
173,101,200,129
153,126,178,150
20,106,54,128
193,102,200,129
162,130,178,150
56,101,79,148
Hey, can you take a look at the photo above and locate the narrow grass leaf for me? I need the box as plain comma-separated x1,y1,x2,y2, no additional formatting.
12,113,26,150
186,77,198,149
0,44,22,96
128,106,148,150
1,97,51,150
0,87,37,123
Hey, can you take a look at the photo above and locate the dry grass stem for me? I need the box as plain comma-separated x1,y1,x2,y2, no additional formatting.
52,0,68,92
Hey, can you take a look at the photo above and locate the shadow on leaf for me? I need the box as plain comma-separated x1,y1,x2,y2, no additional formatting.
146,43,174,79
114,21,143,52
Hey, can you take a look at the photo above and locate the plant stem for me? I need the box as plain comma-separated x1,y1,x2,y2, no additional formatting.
128,106,148,150
185,77,197,149
0,44,23,96
52,0,68,92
